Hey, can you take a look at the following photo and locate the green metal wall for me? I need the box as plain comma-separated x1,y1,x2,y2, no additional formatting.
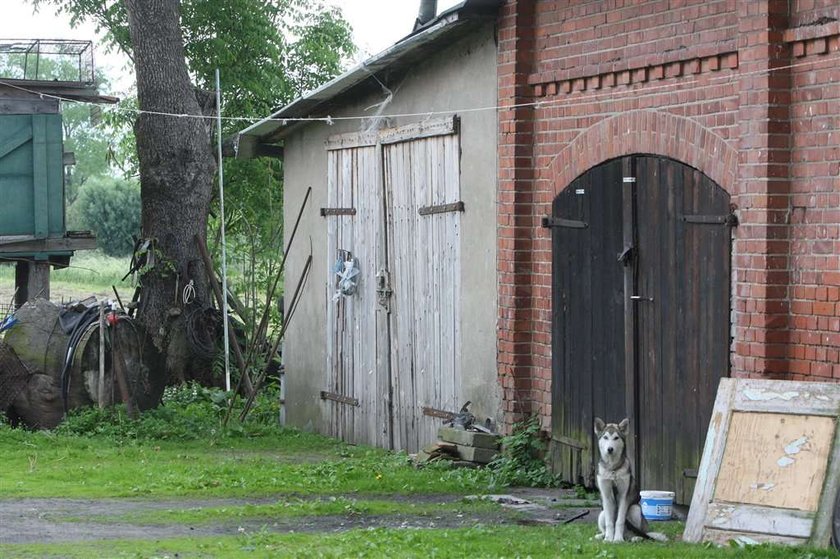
0,114,65,238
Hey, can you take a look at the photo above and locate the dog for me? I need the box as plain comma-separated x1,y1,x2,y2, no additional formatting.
594,417,667,543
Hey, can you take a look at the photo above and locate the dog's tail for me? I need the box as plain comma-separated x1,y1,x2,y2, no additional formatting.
626,522,668,542
646,532,668,542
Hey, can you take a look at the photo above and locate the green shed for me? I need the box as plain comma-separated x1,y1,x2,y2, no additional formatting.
0,114,66,240
0,39,117,306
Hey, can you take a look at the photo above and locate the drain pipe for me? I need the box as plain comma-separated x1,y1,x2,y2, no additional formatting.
414,0,438,30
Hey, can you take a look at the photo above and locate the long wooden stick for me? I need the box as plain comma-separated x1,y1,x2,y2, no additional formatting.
98,301,106,408
244,186,311,373
195,235,254,396
112,322,137,419
239,253,312,422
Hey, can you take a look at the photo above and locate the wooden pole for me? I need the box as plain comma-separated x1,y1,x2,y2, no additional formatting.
194,234,254,395
98,300,106,408
111,322,137,419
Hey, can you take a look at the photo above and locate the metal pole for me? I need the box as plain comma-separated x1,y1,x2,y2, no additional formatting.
215,68,231,392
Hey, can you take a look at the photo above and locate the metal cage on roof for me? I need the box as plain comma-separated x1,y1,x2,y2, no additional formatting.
0,39,94,84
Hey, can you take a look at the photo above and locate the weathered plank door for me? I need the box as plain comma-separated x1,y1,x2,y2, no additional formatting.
550,155,732,503
324,143,391,448
550,158,626,486
0,114,65,239
324,118,461,452
383,122,462,452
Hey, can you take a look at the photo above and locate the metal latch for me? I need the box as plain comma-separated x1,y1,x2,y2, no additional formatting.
376,268,392,311
617,246,634,266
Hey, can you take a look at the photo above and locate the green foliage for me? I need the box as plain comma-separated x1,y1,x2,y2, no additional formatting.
32,0,356,336
57,382,280,442
487,416,562,489
67,175,140,256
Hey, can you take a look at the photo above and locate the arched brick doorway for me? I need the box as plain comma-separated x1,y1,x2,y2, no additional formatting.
549,154,734,504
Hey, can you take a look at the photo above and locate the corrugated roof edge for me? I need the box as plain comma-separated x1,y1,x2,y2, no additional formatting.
236,0,500,159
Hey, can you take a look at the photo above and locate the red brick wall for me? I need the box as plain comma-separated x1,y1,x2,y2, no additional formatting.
787,22,840,379
790,0,840,27
497,0,840,430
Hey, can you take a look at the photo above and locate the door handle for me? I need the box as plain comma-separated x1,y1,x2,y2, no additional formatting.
375,268,392,311
630,295,654,302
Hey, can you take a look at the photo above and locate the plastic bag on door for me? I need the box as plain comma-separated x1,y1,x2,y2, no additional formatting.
332,250,360,301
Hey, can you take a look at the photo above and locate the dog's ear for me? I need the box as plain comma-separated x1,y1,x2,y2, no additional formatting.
594,417,605,435
618,418,630,435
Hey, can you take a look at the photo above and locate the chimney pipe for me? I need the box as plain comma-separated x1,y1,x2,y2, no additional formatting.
414,0,438,30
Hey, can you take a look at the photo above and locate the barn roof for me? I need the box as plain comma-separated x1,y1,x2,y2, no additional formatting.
236,0,501,158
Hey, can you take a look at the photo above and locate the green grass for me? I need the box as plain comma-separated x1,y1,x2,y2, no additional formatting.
51,251,132,289
0,426,489,498
0,385,491,498
0,251,131,292
65,497,502,526
0,524,836,559
1,387,838,558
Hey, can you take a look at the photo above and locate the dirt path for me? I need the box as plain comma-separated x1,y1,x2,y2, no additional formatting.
0,492,598,544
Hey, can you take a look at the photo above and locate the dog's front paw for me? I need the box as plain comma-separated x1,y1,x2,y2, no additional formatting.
610,534,625,543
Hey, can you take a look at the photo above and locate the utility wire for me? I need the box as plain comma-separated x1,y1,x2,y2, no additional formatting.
0,54,834,127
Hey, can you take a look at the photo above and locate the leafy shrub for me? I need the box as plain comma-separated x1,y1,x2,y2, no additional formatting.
57,382,280,442
67,176,141,256
487,415,561,489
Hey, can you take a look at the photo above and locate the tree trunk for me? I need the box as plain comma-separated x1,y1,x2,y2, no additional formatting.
125,0,217,374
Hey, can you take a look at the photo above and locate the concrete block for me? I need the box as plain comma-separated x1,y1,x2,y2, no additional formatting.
455,444,498,464
438,427,500,449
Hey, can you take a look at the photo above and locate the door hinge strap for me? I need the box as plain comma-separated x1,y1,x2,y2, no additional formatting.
541,216,588,229
418,201,465,216
422,406,457,420
682,214,738,226
320,207,356,217
320,390,359,407
551,435,587,451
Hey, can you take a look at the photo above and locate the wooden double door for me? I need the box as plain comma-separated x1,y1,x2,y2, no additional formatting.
324,118,462,453
550,155,733,503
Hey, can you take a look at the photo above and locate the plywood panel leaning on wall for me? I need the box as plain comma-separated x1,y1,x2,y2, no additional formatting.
684,378,840,548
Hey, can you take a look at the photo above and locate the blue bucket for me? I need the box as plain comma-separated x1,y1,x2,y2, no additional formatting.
640,490,674,521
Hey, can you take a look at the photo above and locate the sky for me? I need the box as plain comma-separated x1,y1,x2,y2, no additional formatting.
0,1,461,95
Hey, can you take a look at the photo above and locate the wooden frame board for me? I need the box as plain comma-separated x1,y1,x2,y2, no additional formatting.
684,378,840,547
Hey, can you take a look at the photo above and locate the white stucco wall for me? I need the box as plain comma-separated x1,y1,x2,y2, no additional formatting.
281,22,499,441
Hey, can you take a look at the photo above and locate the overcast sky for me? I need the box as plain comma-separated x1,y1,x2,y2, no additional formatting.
0,1,461,94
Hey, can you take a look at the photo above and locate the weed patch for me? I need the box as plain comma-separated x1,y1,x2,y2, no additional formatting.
487,416,561,489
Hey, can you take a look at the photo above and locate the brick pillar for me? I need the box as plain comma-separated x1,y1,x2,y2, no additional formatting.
497,0,537,428
733,0,792,378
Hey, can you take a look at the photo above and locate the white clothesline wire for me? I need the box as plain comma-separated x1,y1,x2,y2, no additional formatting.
0,53,832,126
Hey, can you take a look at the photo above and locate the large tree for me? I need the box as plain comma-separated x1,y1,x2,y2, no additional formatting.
125,0,217,355
32,0,354,386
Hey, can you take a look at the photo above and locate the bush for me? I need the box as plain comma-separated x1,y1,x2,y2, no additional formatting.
67,176,141,256
487,416,561,489
56,382,281,442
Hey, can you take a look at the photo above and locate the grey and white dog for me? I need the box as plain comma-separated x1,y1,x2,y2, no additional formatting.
594,417,666,543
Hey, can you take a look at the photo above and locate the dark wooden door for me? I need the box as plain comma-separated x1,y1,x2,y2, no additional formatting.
550,155,732,502
550,158,626,486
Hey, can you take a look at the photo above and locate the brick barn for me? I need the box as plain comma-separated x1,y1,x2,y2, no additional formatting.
498,0,840,502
